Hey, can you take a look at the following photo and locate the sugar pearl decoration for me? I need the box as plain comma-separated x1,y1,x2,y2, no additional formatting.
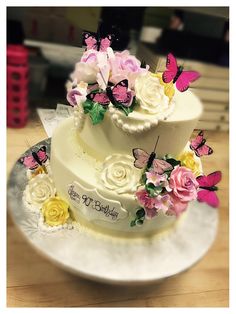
108,105,161,134
74,105,85,131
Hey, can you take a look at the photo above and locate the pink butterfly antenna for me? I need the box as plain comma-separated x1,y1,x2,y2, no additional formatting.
147,135,160,168
25,139,48,174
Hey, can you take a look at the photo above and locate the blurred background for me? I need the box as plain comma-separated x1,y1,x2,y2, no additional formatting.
7,6,229,131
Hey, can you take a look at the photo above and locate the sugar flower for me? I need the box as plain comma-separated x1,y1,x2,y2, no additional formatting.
169,166,199,202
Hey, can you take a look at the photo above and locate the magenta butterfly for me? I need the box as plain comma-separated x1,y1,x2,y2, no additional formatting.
162,53,200,92
197,171,222,207
83,32,112,52
190,130,213,157
133,148,173,174
87,79,134,108
20,146,48,170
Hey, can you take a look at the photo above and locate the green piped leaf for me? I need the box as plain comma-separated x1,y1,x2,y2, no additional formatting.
165,158,181,168
113,97,137,116
136,208,145,219
83,99,94,114
140,172,147,185
130,207,146,227
145,183,157,197
130,220,136,227
89,103,107,125
82,100,107,125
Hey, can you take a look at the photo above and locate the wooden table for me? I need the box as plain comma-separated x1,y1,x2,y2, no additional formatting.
7,116,229,307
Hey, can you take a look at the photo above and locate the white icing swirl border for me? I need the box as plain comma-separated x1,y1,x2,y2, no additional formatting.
108,98,175,134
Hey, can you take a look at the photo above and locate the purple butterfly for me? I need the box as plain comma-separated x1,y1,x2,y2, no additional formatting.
132,148,173,174
83,32,112,52
162,53,200,92
190,131,213,157
197,171,222,207
87,79,134,107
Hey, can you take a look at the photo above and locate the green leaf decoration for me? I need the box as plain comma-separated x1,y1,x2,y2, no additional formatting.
82,99,107,125
130,207,146,227
165,158,181,168
83,99,94,114
87,82,97,86
130,220,136,227
136,219,144,225
88,89,100,94
155,185,163,193
89,103,107,125
145,183,157,197
136,208,145,219
140,172,147,185
113,97,137,116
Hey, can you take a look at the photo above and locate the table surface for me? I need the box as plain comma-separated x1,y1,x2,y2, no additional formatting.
7,116,229,307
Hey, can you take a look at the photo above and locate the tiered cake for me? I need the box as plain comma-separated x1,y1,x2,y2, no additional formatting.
22,39,221,238
49,45,203,237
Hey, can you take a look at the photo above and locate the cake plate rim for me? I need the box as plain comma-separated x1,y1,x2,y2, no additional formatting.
7,138,219,285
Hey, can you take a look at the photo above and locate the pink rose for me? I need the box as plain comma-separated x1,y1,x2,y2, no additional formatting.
67,89,82,106
169,166,199,202
71,50,108,84
116,50,142,72
81,49,99,63
109,50,149,89
168,192,188,216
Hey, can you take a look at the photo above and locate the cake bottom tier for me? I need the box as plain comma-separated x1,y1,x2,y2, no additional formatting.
50,118,186,237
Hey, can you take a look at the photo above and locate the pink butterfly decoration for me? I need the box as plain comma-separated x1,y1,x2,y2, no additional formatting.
162,53,200,92
197,171,222,207
190,130,213,157
132,148,173,174
89,92,110,105
87,79,134,107
21,146,48,170
84,33,112,52
112,80,135,107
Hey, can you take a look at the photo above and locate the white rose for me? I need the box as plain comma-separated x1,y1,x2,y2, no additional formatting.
101,154,141,194
24,174,56,210
71,62,98,84
135,72,172,115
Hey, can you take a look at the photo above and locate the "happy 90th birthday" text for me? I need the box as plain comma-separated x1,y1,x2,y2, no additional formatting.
68,185,119,220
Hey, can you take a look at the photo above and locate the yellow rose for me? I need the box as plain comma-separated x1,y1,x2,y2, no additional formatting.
177,150,203,177
41,197,70,227
32,166,46,177
152,73,175,99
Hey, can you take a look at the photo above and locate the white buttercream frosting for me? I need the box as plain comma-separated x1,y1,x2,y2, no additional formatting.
100,154,141,194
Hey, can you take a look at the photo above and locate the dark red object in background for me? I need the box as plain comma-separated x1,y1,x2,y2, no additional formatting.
7,45,29,128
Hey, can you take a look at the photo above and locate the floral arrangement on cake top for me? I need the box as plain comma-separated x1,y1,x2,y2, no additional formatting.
130,131,222,227
66,32,200,127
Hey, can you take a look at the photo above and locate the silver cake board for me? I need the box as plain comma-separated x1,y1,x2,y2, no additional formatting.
7,139,218,285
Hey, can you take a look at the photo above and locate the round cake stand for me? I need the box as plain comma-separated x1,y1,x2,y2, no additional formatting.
7,139,218,285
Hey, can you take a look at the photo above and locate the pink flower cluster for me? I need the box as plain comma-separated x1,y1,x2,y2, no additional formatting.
136,166,199,218
71,48,149,91
109,50,149,89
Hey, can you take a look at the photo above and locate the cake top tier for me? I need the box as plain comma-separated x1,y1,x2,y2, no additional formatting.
66,37,200,134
